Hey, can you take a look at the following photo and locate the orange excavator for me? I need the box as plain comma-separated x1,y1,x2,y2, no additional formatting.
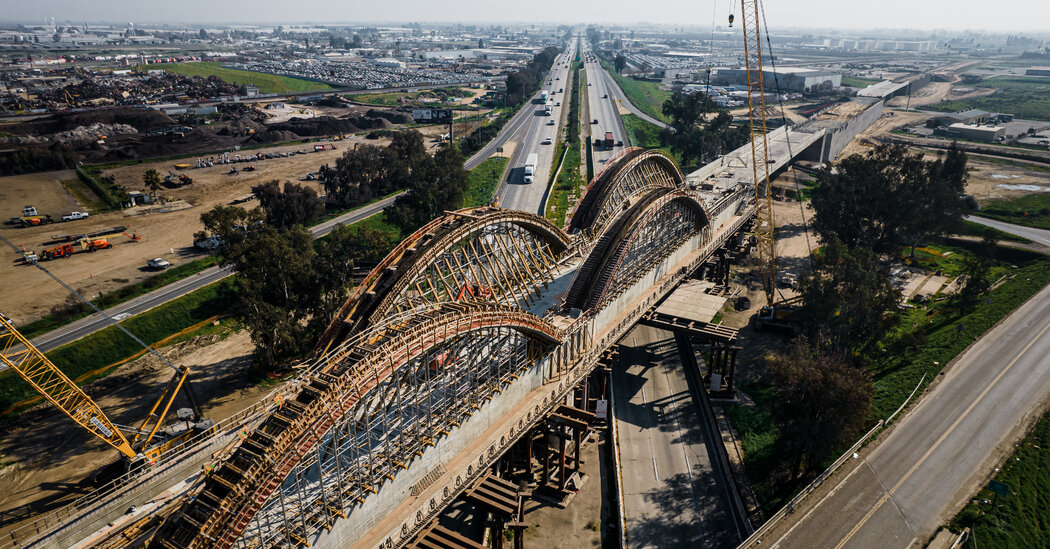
80,227,141,252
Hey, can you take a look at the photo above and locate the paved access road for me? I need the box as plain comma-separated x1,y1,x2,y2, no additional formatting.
588,58,668,131
763,279,1050,548
16,194,400,357
965,215,1050,247
613,325,737,549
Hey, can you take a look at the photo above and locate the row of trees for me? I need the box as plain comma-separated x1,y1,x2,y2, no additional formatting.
765,143,973,481
319,130,428,210
504,46,561,107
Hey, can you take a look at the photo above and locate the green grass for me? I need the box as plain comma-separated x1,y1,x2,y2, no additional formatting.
723,383,784,510
869,258,1050,420
60,178,109,213
161,62,333,94
950,408,1050,549
841,76,882,88
0,279,237,415
17,255,220,340
975,193,1050,230
464,157,508,208
928,76,1050,121
623,113,662,148
958,219,1033,244
725,249,1050,511
601,61,672,124
546,144,582,227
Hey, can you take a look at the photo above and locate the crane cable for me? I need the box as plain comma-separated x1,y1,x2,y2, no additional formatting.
0,233,181,374
757,1,815,268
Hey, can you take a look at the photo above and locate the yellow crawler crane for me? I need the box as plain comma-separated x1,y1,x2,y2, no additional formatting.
739,0,777,307
0,312,206,461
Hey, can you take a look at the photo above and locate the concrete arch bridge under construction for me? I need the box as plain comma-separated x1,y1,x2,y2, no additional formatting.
25,148,762,549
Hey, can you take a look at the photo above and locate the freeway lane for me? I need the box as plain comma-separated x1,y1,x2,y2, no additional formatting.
583,46,629,172
613,325,737,549
496,46,575,214
11,193,401,358
591,60,668,131
763,280,1050,548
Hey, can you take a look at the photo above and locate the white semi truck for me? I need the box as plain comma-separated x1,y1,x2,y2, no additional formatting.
523,153,538,184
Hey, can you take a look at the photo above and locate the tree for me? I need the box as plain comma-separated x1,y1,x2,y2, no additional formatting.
796,240,901,360
660,92,747,167
956,230,998,310
229,226,319,369
614,53,627,73
350,34,363,48
811,144,968,256
385,145,469,231
768,338,873,481
478,38,485,48
194,204,266,251
143,169,162,198
254,180,324,229
199,28,208,40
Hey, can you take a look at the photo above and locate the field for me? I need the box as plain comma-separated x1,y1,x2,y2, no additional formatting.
951,408,1050,549
928,76,1050,121
464,157,509,208
0,140,361,326
601,61,672,124
976,192,1050,230
350,87,478,107
161,62,334,94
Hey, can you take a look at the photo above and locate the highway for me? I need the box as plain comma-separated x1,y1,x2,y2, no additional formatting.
583,46,630,172
613,325,737,549
757,279,1050,548
965,215,1050,247
489,44,576,214
15,193,401,357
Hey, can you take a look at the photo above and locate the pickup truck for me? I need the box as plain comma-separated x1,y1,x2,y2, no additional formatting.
147,257,171,270
62,211,90,222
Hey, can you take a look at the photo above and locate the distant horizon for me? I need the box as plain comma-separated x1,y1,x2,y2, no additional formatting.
3,0,1049,34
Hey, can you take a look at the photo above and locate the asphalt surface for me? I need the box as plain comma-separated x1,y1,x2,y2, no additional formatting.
583,47,630,172
12,193,401,358
764,279,1050,548
613,325,737,549
490,45,576,214
965,215,1050,247
589,60,669,131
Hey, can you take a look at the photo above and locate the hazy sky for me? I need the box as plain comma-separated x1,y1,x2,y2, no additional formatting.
6,0,1050,32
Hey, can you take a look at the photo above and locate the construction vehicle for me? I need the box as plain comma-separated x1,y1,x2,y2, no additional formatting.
79,227,142,252
242,164,256,172
0,312,212,462
10,205,53,227
40,242,76,260
228,166,239,175
738,0,800,334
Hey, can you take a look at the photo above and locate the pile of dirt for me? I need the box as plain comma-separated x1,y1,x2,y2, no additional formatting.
53,123,138,143
366,109,413,125
269,115,363,136
246,129,303,144
5,108,176,136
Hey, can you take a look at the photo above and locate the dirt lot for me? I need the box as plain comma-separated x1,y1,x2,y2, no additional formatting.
0,330,268,536
0,138,385,325
963,157,1050,204
886,81,995,108
838,109,929,158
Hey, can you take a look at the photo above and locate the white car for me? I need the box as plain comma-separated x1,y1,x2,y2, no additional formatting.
542,137,553,145
61,211,89,221
147,257,171,269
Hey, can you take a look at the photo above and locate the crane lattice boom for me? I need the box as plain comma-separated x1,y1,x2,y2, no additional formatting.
740,0,777,306
0,313,137,458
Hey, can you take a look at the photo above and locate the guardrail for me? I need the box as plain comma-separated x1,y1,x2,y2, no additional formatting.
736,373,928,548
